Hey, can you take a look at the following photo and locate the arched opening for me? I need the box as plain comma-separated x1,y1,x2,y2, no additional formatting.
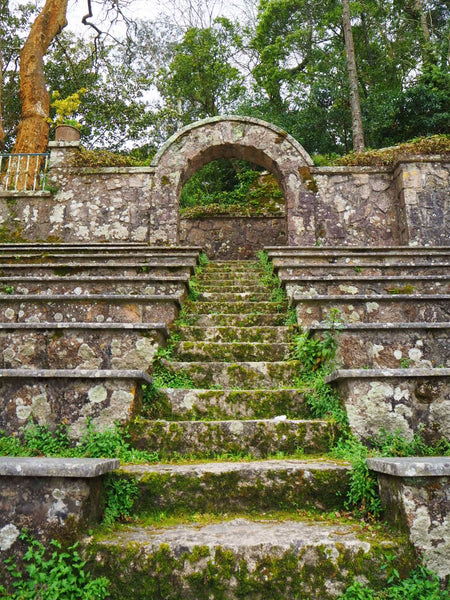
151,116,315,252
180,158,285,216
179,157,286,258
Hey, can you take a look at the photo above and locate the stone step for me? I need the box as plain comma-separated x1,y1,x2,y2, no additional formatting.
173,341,289,362
265,245,450,255
160,359,302,388
194,313,288,327
183,300,287,315
272,254,450,267
284,275,450,297
0,253,199,266
0,323,167,370
0,368,151,440
154,388,310,420
293,294,450,327
174,325,293,343
0,263,195,278
196,271,262,281
310,322,449,369
0,243,202,253
128,417,335,457
198,291,270,301
86,516,414,600
197,284,268,293
0,294,181,325
0,276,189,297
276,263,450,279
325,367,450,444
120,459,350,514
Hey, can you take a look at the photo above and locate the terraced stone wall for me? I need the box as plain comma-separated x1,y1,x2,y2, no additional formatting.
0,132,448,249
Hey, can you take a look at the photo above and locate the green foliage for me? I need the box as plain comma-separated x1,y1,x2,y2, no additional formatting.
71,148,151,168
157,18,245,124
103,475,139,524
332,436,382,518
0,535,109,599
0,422,158,464
290,308,342,372
180,160,284,217
332,134,450,167
369,428,450,457
340,565,449,599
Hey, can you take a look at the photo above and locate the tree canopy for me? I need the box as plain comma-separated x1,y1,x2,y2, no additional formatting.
1,0,448,156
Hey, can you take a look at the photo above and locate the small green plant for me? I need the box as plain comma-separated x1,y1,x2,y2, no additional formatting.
400,357,413,368
387,284,416,295
103,475,139,524
340,565,449,599
0,534,109,599
332,435,382,518
3,285,14,294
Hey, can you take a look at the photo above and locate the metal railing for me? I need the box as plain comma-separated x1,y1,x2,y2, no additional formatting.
0,153,50,192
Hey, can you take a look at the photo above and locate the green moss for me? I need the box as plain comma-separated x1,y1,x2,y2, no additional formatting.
85,523,416,600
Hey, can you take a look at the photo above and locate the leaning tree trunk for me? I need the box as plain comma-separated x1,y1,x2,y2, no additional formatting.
342,0,365,153
12,0,68,188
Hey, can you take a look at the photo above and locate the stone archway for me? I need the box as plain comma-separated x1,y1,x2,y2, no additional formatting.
150,115,315,246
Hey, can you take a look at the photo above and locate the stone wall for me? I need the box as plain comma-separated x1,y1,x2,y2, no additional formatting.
312,166,400,246
0,137,448,252
394,158,450,246
179,215,287,259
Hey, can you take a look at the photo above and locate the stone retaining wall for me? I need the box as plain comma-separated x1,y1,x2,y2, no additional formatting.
179,215,287,259
0,129,448,252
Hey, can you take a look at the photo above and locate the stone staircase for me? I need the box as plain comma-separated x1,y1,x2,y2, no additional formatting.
0,244,200,440
85,259,415,599
267,246,450,445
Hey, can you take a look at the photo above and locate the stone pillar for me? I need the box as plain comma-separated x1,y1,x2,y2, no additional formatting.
393,158,450,246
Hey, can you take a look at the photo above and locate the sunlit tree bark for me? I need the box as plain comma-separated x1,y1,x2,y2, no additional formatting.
13,0,68,155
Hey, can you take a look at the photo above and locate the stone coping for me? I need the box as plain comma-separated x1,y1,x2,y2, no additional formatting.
0,293,182,304
0,322,169,334
0,368,153,382
0,191,52,198
0,262,196,271
0,274,189,282
325,367,450,383
309,155,449,176
309,321,450,331
66,166,156,175
282,275,449,282
0,457,120,478
265,246,450,251
0,244,203,251
275,263,450,271
0,252,199,260
291,293,449,303
367,457,450,477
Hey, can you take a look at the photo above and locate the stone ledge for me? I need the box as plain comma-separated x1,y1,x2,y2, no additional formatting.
325,367,450,382
0,191,52,198
0,321,169,334
309,321,450,332
0,368,153,382
265,245,450,251
367,457,450,477
0,457,120,478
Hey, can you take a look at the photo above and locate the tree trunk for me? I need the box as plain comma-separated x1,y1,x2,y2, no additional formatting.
413,0,432,65
0,42,4,151
342,0,365,152
13,0,68,155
